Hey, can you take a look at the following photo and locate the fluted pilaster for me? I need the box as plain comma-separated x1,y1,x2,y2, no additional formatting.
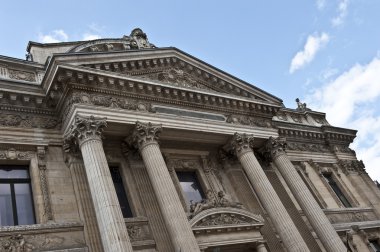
262,137,346,252
227,133,309,252
129,121,200,252
65,115,133,252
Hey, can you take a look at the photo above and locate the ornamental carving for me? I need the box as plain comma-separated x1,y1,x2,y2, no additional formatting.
287,142,329,153
0,113,60,129
338,160,366,175
190,190,242,219
196,213,246,226
64,115,107,150
331,144,355,154
36,146,53,221
64,91,153,117
0,234,65,252
128,121,162,150
226,114,272,128
226,133,254,157
0,148,33,160
126,225,142,240
137,68,212,91
260,137,287,161
8,69,36,82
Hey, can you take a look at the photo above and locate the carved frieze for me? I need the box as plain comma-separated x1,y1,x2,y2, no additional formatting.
0,113,60,129
0,233,73,252
287,142,330,153
331,144,356,154
8,69,36,82
0,148,33,160
338,159,366,175
226,114,272,128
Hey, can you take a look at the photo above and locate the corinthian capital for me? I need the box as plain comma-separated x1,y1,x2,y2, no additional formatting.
129,121,162,150
260,137,287,161
226,133,254,157
64,115,107,150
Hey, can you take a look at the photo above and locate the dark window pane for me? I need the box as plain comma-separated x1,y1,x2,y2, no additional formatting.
176,171,205,207
110,167,133,218
15,184,35,225
323,174,352,207
0,184,14,226
370,240,380,252
0,168,29,179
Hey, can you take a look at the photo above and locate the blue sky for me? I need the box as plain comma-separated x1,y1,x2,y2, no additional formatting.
1,0,380,180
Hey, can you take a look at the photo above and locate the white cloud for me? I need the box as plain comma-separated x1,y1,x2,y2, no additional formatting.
332,0,349,27
305,56,380,181
319,67,339,81
82,33,101,40
316,0,326,10
289,32,330,74
38,29,69,43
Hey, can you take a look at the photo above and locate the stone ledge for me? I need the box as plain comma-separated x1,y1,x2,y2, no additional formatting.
0,222,83,236
334,220,380,231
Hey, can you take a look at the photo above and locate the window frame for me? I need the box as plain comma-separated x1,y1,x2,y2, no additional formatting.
0,165,36,226
322,172,353,208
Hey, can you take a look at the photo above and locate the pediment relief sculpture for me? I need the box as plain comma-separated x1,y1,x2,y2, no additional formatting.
189,190,243,219
136,68,215,91
189,207,264,229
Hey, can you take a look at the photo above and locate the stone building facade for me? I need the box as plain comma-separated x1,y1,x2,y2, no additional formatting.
0,28,379,252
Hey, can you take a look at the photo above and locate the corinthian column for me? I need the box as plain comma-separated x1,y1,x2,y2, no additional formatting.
129,121,200,252
226,133,309,252
64,115,133,252
262,137,346,252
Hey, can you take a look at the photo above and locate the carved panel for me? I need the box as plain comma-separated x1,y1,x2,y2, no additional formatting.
0,148,33,160
8,69,36,82
287,142,330,153
0,112,60,129
226,114,272,128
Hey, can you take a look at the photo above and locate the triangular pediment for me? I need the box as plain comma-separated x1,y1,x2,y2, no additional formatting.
47,48,283,106
189,207,264,228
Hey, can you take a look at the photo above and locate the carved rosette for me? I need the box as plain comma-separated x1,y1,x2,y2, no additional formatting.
227,133,254,158
64,115,107,150
260,137,287,161
129,121,162,150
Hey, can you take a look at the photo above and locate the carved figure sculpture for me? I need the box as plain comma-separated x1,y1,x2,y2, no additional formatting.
189,190,216,218
216,191,243,208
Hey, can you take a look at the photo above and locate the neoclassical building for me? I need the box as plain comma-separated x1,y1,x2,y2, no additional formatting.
0,28,380,252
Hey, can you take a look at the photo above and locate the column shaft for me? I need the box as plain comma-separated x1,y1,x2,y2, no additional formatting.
238,151,310,252
273,153,346,252
81,139,133,252
69,160,103,252
140,142,200,252
256,243,268,252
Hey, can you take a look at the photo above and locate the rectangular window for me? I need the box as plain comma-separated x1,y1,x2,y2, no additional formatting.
370,240,380,252
0,165,35,226
110,166,133,218
323,173,352,207
176,171,205,208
